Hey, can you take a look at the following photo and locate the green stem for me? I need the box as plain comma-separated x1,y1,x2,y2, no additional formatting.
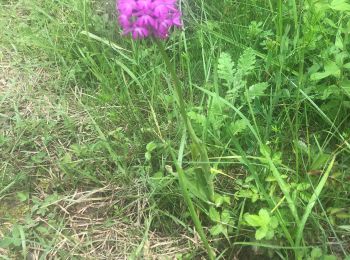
156,40,214,201
169,148,215,260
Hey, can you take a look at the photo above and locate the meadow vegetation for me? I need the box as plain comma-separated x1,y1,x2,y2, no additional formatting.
1,0,350,259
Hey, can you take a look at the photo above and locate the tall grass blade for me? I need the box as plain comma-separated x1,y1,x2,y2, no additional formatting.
295,156,336,246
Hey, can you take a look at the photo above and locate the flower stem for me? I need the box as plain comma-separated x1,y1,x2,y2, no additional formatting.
156,40,214,201
169,148,215,260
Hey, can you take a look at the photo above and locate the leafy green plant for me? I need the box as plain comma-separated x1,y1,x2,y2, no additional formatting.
243,208,279,240
208,206,234,239
307,247,339,260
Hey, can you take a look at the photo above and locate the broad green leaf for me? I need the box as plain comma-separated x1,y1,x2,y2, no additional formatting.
324,61,341,77
17,192,29,202
310,61,341,80
258,209,271,226
338,225,350,231
183,168,211,202
310,152,331,170
244,213,262,227
310,72,330,81
341,80,350,97
214,194,224,207
321,85,340,100
145,152,151,161
146,142,157,152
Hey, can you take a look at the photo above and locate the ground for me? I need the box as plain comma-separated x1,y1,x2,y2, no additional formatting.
0,48,192,259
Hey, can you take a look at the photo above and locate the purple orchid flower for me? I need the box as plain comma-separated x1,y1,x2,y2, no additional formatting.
117,0,182,39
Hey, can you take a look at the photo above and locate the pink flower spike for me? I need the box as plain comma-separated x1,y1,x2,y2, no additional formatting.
116,0,182,40
118,0,136,16
118,14,131,28
172,12,182,27
136,14,155,27
132,27,149,39
136,0,152,10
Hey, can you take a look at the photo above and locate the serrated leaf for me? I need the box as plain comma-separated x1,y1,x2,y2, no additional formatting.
209,207,221,222
270,216,279,229
229,119,247,135
210,224,225,236
214,194,224,207
255,227,268,240
297,183,311,191
221,209,231,225
252,193,259,203
218,52,235,88
247,82,268,100
265,229,275,240
258,209,271,225
187,111,206,125
222,196,231,205
238,48,256,75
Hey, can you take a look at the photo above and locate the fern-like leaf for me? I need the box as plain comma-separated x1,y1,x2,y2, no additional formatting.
247,82,268,101
218,52,235,88
238,48,256,76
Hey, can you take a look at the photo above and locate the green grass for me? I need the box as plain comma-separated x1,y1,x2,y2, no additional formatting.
1,0,350,259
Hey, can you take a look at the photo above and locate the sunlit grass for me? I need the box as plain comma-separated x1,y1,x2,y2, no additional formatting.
1,0,349,258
